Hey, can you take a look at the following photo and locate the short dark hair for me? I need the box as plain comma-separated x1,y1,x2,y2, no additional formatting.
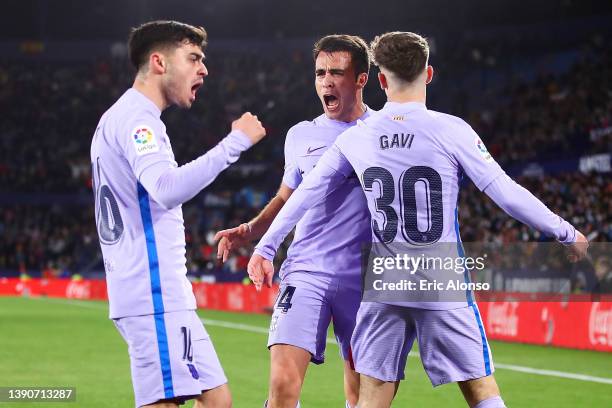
313,34,370,78
370,32,429,83
128,20,207,71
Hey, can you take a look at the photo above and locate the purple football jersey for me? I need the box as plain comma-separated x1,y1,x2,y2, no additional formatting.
278,110,373,281
91,88,250,318
256,102,504,309
256,101,575,309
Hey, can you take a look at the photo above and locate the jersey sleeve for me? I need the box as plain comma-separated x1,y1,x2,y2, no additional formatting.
118,113,175,179
254,144,353,260
138,130,252,209
483,174,577,244
281,127,302,189
450,120,505,191
330,127,364,177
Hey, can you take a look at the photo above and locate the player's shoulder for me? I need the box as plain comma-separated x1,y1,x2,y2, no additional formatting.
285,113,336,143
334,117,373,149
99,89,165,151
287,118,316,134
109,90,161,127
360,108,386,125
426,109,474,133
289,113,330,131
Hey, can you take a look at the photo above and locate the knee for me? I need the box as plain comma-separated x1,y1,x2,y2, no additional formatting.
214,390,232,408
458,376,500,407
269,371,302,401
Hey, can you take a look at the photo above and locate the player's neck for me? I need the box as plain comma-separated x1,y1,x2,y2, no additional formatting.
386,86,426,105
330,99,367,123
133,77,168,112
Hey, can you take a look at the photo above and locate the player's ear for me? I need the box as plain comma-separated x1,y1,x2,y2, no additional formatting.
150,52,166,74
356,72,368,89
378,72,388,90
425,65,434,85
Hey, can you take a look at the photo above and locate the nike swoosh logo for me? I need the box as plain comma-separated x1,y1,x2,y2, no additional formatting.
307,145,326,154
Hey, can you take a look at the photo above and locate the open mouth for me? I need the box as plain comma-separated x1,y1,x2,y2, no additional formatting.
323,94,340,110
191,82,203,98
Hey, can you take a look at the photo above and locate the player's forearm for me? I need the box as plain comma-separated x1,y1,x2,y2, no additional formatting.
253,190,312,260
247,195,288,239
483,174,577,244
254,156,348,260
140,130,252,209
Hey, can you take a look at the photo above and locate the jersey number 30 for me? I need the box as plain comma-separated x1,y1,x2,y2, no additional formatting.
362,166,443,244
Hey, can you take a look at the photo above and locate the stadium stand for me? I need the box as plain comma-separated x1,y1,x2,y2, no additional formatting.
1,33,610,288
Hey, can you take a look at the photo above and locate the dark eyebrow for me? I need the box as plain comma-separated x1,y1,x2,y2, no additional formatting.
315,68,345,75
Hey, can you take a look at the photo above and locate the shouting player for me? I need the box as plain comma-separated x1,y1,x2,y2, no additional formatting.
214,35,372,408
248,32,589,408
91,21,265,407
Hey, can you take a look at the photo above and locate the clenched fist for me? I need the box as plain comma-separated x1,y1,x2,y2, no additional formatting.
232,112,266,144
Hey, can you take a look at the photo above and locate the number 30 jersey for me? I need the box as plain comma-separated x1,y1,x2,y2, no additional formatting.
256,101,504,308
256,101,576,309
257,102,504,256
334,101,504,247
91,89,195,319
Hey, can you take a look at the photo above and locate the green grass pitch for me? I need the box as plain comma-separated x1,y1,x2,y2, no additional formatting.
0,296,610,407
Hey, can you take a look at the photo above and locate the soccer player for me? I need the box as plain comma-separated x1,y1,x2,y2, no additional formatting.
248,32,589,408
91,21,265,408
214,35,372,408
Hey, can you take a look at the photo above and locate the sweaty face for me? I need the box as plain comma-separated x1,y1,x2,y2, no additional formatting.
162,41,208,109
315,51,361,122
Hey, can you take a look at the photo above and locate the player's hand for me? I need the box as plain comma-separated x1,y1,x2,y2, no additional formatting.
232,112,266,144
247,254,274,292
214,223,251,263
567,230,589,263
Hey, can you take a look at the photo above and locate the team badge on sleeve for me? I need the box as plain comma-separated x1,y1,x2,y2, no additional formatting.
131,125,160,156
475,137,494,163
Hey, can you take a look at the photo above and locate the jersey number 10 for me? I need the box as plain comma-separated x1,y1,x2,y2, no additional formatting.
92,158,124,244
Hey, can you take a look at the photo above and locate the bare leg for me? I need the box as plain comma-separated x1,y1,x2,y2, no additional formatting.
458,375,501,407
267,344,311,408
343,360,360,408
194,383,232,408
357,373,398,408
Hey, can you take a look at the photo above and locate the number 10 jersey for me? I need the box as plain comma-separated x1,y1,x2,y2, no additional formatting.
90,89,196,319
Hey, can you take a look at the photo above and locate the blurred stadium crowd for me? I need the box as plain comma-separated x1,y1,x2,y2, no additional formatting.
1,32,610,292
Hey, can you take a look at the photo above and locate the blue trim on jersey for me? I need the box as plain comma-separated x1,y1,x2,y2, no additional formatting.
454,205,491,376
137,182,174,398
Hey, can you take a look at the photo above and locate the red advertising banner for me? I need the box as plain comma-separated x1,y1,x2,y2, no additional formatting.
0,278,277,312
477,299,612,352
0,277,108,300
191,281,278,313
1,278,610,352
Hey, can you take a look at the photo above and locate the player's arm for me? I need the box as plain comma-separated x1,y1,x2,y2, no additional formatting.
248,144,353,290
451,121,588,261
483,175,588,261
215,125,301,262
215,183,294,262
139,113,265,209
